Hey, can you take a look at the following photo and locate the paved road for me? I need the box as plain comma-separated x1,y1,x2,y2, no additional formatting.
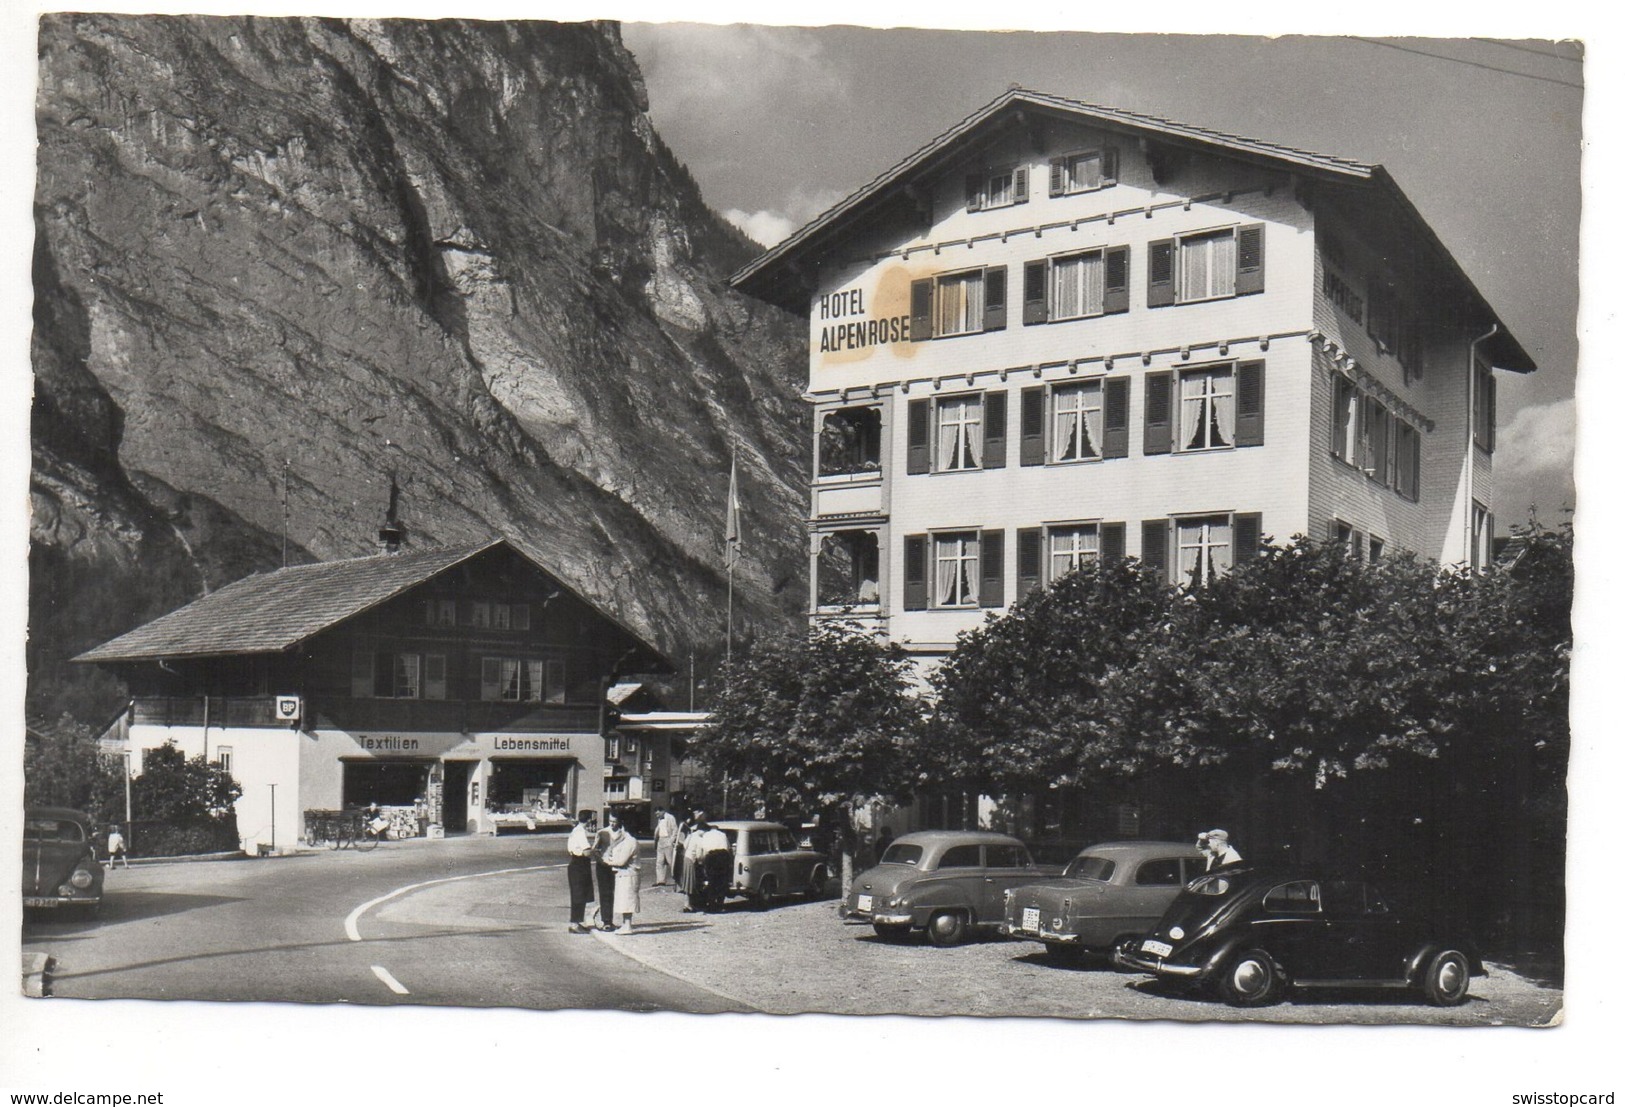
20,834,746,1013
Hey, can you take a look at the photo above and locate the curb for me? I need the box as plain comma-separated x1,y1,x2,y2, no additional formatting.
587,924,760,1013
21,952,53,998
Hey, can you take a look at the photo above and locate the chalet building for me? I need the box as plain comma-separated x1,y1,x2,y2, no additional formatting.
733,89,1536,665
76,538,672,852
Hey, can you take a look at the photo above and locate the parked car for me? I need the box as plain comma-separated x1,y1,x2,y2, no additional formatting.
844,830,1052,946
22,807,105,917
713,820,830,906
1110,866,1484,1007
1002,840,1207,958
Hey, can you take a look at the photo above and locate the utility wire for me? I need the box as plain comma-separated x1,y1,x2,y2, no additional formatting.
1349,37,1584,90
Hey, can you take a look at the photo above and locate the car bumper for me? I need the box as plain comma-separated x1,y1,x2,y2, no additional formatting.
23,894,101,908
1003,921,1081,942
1111,949,1204,978
870,911,915,926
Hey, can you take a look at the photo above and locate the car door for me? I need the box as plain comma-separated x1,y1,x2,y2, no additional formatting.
1251,880,1329,979
1107,856,1190,941
982,843,1038,922
1317,881,1410,981
779,828,815,886
932,842,985,915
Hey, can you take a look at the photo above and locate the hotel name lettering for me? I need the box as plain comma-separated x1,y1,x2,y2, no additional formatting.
818,289,909,352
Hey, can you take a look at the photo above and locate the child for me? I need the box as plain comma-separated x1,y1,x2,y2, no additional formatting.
107,824,129,868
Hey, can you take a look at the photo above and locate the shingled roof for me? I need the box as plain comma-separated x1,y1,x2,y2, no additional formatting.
74,538,665,666
731,87,1534,372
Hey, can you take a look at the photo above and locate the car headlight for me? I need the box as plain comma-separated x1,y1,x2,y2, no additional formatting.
70,868,95,890
1003,890,1013,905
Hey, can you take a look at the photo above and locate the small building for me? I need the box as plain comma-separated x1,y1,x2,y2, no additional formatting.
76,537,671,851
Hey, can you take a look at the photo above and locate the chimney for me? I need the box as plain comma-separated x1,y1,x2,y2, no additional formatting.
379,474,406,554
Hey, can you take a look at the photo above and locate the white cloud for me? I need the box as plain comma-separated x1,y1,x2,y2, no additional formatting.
724,208,796,248
1495,397,1576,524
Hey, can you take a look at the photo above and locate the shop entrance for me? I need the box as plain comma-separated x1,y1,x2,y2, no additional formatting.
342,759,433,807
487,759,573,816
442,761,474,835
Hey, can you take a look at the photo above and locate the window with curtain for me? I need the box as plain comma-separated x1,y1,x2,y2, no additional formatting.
374,652,421,699
1065,150,1105,192
934,533,980,607
1050,251,1105,320
1177,516,1233,588
1051,382,1103,461
1178,230,1237,301
1178,367,1235,451
936,394,983,471
935,270,985,336
1049,525,1100,582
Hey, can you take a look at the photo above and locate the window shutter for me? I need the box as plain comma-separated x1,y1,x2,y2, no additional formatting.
964,175,982,213
903,535,928,611
983,265,1008,331
1147,239,1175,307
982,391,1008,469
910,278,934,341
1233,513,1262,563
1101,147,1119,185
1019,386,1046,466
1101,521,1126,565
1143,371,1172,455
1486,375,1497,453
1103,245,1130,315
1023,260,1048,325
1049,158,1066,197
980,529,1005,608
1234,360,1265,447
481,657,503,701
1017,527,1043,597
1326,518,1343,545
351,649,374,698
1236,223,1265,295
1331,379,1350,460
1103,377,1130,459
906,398,931,475
1013,166,1029,204
1373,408,1391,485
1140,520,1171,583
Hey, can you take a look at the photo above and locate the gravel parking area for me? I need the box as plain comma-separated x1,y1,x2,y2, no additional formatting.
595,882,1562,1025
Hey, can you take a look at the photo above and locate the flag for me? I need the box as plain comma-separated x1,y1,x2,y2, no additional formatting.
724,453,742,569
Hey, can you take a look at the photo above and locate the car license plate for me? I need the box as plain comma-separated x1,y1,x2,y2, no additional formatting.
1022,907,1040,932
23,897,57,907
1141,939,1173,958
857,894,873,913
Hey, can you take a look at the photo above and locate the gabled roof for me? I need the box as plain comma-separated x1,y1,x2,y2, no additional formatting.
731,87,1534,372
75,538,669,668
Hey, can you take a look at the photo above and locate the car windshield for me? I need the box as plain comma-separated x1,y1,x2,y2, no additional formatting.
1064,855,1116,881
881,843,924,866
24,817,87,843
1188,873,1240,896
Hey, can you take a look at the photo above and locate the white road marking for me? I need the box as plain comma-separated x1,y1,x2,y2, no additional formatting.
344,863,562,941
371,965,410,994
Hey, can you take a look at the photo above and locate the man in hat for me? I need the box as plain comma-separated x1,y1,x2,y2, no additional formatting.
1198,829,1242,870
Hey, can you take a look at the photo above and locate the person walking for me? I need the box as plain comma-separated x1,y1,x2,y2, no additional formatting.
680,813,706,912
106,824,129,869
652,806,679,886
593,814,617,930
604,813,641,934
565,810,597,933
1198,829,1243,870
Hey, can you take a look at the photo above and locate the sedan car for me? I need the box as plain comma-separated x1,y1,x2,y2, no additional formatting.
22,807,105,916
1111,866,1483,1007
844,830,1052,946
1003,841,1207,958
713,820,830,905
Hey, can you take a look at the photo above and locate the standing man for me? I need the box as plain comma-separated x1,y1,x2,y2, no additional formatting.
594,813,617,931
604,813,641,934
652,806,679,886
1198,829,1243,870
565,810,596,934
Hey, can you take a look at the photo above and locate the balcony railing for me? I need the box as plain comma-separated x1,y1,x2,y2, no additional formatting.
131,696,601,733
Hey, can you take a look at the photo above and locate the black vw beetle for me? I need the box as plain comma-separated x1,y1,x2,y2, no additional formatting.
1111,866,1483,1007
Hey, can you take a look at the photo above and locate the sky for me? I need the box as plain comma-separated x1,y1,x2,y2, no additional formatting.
0,3,1616,1105
621,25,1583,532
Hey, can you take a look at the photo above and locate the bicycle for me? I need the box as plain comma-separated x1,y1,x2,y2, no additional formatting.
355,818,386,851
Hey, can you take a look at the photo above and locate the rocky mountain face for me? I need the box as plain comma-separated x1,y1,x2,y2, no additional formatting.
30,15,809,729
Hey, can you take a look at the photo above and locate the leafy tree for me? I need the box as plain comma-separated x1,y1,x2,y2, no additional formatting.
23,715,126,820
696,621,925,893
131,741,243,824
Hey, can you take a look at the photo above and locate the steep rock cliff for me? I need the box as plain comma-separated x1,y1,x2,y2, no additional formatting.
31,15,808,726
